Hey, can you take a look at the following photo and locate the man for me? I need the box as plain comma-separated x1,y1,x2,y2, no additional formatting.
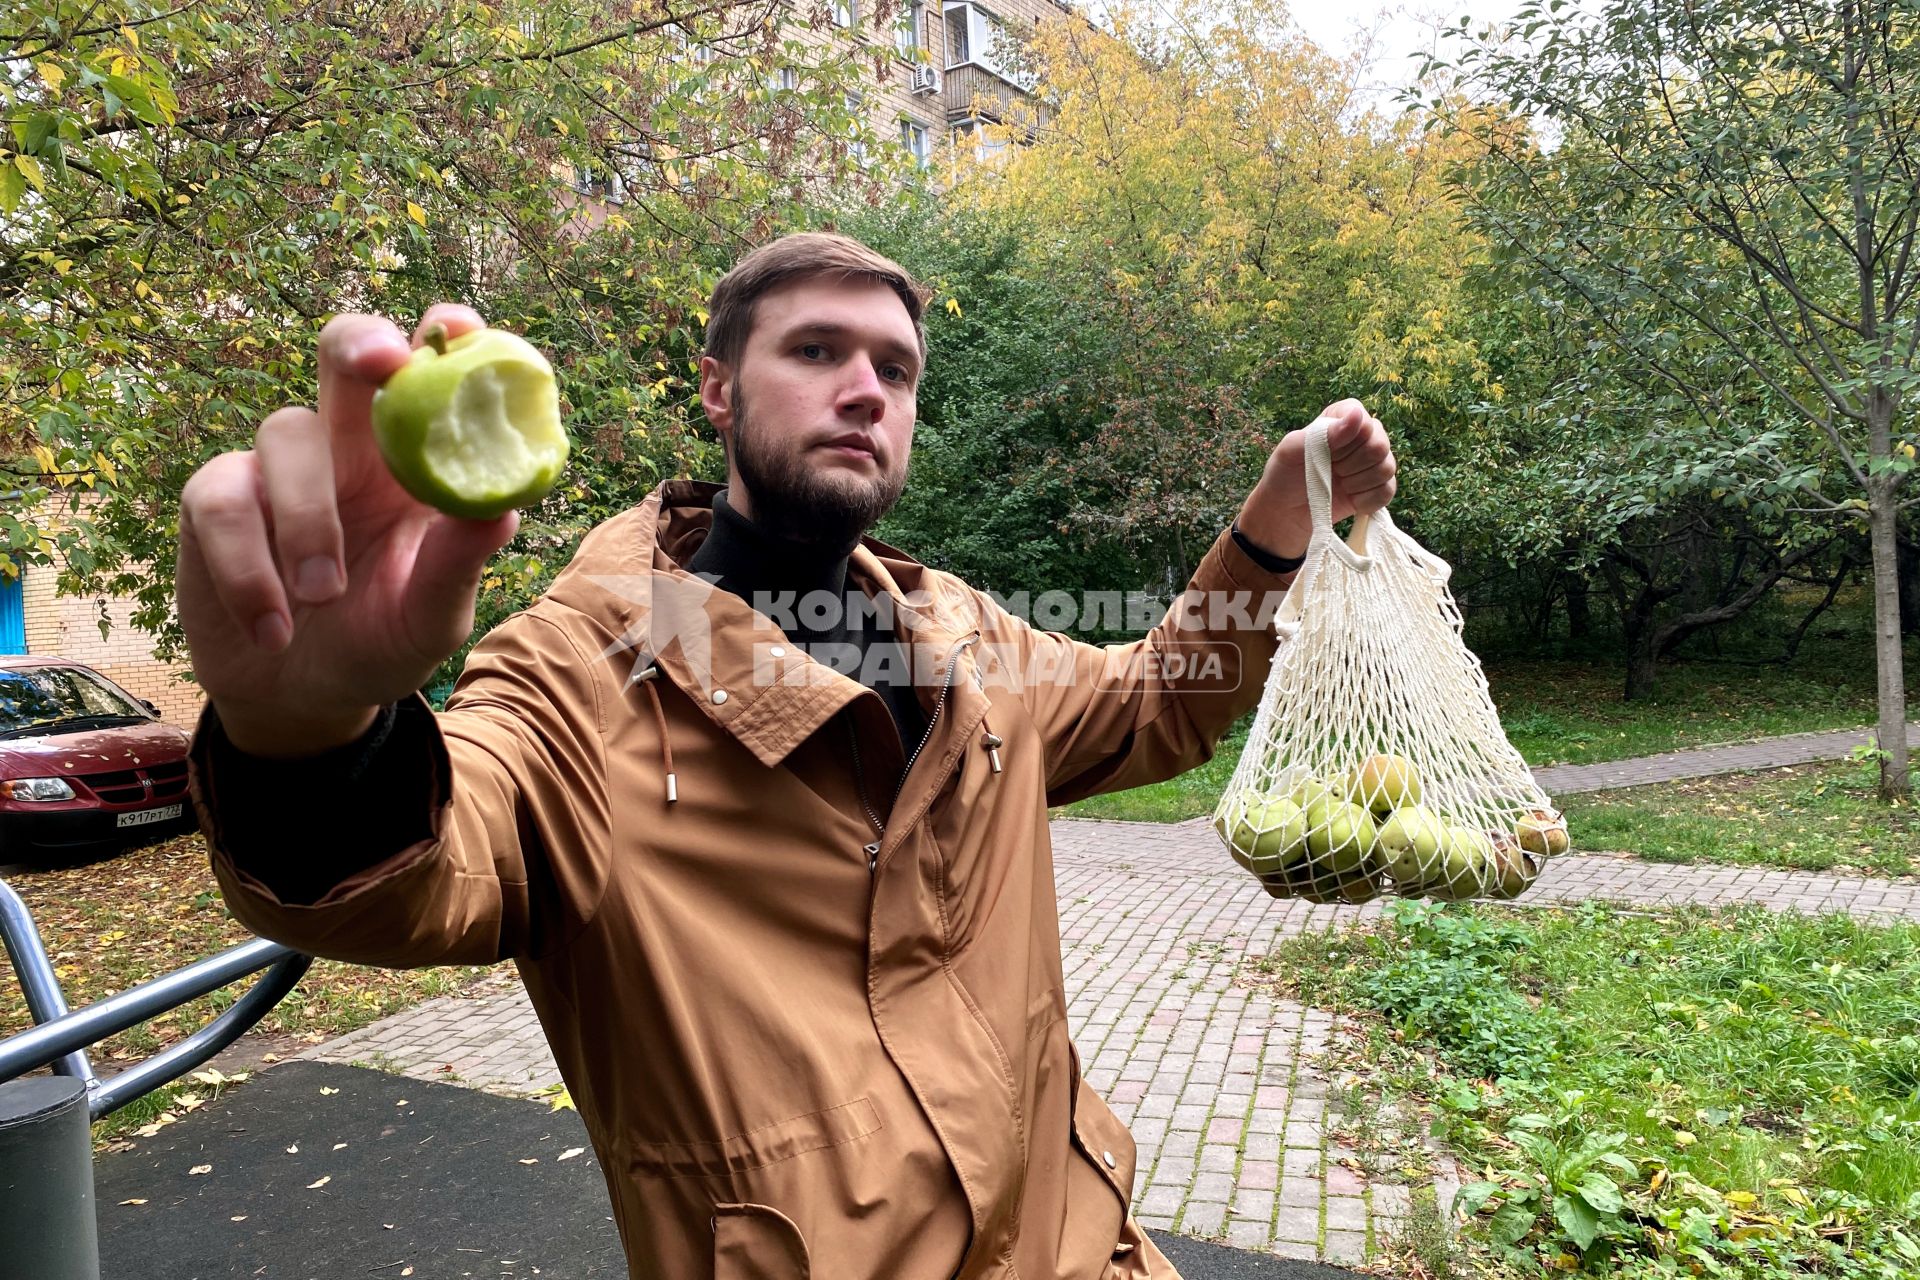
178,232,1397,1279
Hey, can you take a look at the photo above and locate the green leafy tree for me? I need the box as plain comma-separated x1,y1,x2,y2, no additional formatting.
2,0,893,663
1427,0,1920,796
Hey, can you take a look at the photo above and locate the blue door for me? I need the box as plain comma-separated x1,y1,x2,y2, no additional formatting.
0,563,25,654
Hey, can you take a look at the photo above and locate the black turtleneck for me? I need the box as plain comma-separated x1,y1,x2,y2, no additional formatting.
688,489,929,753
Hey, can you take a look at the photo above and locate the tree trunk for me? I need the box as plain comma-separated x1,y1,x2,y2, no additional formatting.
1898,525,1920,636
1869,482,1911,799
1624,644,1659,701
1563,570,1592,640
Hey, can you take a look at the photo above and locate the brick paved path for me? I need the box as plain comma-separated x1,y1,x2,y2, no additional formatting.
1531,721,1920,795
300,811,1918,1268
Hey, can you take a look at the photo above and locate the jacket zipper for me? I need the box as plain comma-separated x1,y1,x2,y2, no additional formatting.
849,633,978,874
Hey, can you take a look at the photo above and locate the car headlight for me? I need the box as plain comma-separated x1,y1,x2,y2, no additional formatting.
2,777,76,801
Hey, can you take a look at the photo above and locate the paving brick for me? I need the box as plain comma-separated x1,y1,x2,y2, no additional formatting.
1323,1229,1368,1264
1273,1203,1319,1244
1324,1196,1367,1233
1182,1200,1227,1235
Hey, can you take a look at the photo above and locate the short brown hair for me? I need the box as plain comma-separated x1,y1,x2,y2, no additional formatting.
704,231,931,373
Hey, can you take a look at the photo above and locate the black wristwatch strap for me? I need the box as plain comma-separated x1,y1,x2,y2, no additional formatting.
1231,524,1307,575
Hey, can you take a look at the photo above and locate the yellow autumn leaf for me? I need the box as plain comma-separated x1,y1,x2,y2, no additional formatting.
406,201,427,228
31,444,56,473
38,62,65,92
14,154,46,193
945,296,963,318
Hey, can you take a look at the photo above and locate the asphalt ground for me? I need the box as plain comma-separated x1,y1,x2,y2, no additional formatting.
94,1061,1357,1279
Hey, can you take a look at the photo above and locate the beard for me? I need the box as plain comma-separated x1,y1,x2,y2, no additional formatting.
728,377,909,551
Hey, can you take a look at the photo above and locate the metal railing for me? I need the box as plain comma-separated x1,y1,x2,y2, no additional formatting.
0,873,311,1278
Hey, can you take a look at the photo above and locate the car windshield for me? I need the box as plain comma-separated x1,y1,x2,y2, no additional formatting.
0,667,149,735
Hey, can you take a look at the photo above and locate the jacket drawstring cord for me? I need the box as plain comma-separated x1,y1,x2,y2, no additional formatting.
632,663,677,804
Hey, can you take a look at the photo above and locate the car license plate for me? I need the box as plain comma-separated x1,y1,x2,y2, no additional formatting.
117,803,183,829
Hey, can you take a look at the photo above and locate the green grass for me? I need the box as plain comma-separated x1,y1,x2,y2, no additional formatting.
1253,900,1920,1278
1560,759,1919,878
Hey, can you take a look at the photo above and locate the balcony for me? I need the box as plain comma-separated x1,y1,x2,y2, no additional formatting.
942,62,1027,123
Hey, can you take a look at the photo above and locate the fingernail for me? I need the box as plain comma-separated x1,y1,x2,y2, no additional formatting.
296,556,341,602
254,613,291,652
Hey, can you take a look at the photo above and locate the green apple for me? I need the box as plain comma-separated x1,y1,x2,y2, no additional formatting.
371,324,569,519
1428,825,1496,901
1376,803,1446,887
1214,793,1257,870
1285,772,1342,812
1243,795,1307,875
1303,799,1377,878
1346,753,1423,817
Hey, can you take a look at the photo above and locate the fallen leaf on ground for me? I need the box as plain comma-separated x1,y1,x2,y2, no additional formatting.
285,1144,298,1154
558,1147,585,1162
319,1086,338,1096
307,1175,331,1189
519,1157,539,1165
119,1199,147,1206
188,1164,212,1176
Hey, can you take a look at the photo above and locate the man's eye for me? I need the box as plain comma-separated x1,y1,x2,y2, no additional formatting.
883,365,909,383
800,343,828,360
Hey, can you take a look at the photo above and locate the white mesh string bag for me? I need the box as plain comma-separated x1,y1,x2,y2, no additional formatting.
1212,417,1568,905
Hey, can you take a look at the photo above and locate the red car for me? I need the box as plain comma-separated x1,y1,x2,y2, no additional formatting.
0,657,195,862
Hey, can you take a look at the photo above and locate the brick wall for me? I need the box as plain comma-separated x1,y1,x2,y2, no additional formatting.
17,496,204,729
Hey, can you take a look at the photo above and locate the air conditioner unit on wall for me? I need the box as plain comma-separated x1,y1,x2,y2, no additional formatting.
910,64,940,94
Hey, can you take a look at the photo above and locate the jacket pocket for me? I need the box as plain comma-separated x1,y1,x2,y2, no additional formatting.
1067,1042,1139,1214
713,1202,810,1280
629,1097,882,1180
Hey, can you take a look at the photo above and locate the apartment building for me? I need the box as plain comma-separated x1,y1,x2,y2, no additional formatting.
851,0,1071,167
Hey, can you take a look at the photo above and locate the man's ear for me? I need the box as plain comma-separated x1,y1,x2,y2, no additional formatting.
698,355,734,435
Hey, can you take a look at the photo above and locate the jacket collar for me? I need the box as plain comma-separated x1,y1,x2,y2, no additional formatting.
542,480,978,769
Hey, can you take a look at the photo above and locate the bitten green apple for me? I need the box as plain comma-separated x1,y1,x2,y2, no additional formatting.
371,324,569,519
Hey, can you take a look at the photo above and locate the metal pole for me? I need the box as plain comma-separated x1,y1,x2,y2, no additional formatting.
0,1076,99,1280
0,878,93,1084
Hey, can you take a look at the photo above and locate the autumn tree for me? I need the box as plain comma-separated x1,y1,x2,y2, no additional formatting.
1428,0,1920,796
929,0,1496,590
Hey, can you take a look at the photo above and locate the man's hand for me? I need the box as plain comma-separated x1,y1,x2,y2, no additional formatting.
1235,399,1397,561
176,305,521,758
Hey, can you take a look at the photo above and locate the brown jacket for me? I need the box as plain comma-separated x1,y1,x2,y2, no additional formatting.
191,479,1292,1279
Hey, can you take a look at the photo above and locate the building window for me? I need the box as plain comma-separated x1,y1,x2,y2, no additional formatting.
776,66,799,91
953,119,1008,162
900,120,930,167
896,0,925,56
944,4,970,65
833,0,857,29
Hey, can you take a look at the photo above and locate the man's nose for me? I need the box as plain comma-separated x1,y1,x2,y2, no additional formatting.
837,356,887,418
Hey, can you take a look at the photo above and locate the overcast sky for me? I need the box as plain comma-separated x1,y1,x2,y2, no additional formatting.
1290,2,1523,89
